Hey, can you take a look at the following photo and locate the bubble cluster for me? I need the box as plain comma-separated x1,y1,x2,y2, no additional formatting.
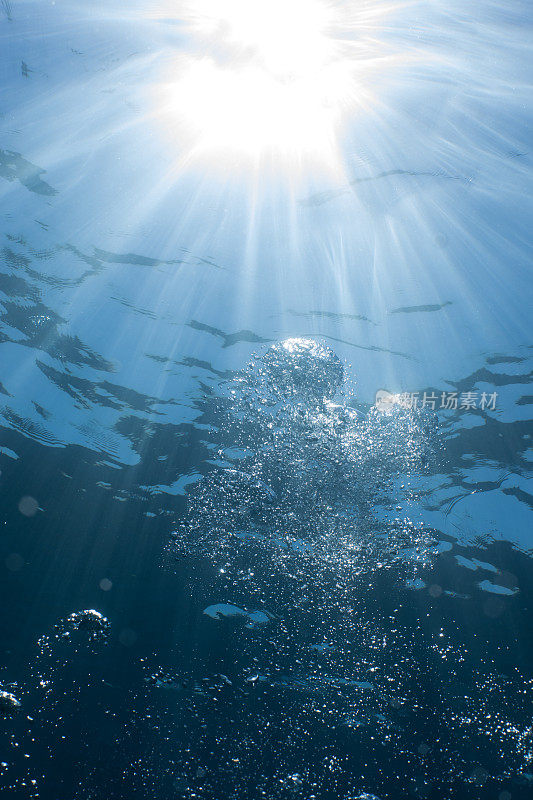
36,609,111,657
0,690,21,715
171,338,435,609
64,609,110,633
261,338,345,403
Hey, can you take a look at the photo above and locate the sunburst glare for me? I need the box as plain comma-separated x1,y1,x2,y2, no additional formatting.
151,0,398,174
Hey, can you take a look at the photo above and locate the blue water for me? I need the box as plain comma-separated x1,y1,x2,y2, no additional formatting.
0,2,532,798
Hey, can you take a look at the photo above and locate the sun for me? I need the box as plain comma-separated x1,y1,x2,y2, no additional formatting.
187,0,337,77
151,0,391,174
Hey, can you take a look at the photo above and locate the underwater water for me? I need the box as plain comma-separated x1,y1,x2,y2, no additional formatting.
0,1,532,799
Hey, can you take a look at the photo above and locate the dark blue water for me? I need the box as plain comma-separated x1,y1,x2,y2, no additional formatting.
1,2,532,799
